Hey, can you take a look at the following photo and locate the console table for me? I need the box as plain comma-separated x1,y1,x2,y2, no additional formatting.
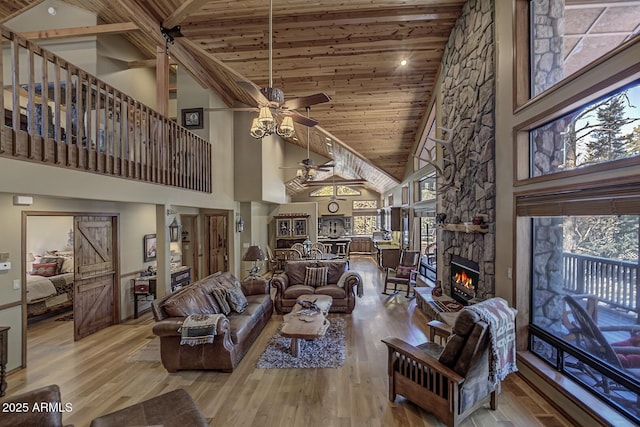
0,326,9,397
133,266,191,318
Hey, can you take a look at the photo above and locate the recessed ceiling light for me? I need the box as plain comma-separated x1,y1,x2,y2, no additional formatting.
47,7,57,15
400,59,408,66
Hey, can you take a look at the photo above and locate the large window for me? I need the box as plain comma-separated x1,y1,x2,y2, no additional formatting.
352,215,377,235
417,173,437,202
531,0,640,98
528,213,640,422
530,81,640,177
414,105,437,171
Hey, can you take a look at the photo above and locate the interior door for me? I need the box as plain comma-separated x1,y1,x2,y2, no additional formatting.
206,214,228,275
73,215,118,340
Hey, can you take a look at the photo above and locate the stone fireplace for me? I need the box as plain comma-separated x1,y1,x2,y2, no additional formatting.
450,255,479,305
436,0,496,301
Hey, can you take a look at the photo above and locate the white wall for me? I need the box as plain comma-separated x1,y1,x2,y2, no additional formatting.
26,216,73,257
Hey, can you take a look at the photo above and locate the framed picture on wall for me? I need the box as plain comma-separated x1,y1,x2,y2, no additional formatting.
143,234,157,262
181,107,204,129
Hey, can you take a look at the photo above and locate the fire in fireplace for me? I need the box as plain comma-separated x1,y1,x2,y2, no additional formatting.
450,255,479,305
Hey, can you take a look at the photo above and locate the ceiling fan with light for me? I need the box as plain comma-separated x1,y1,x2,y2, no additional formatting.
280,106,335,181
243,0,330,139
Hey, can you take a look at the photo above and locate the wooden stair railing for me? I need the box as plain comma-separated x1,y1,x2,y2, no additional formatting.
0,26,211,193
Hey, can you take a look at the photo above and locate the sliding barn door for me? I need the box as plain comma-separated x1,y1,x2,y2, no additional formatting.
73,215,118,340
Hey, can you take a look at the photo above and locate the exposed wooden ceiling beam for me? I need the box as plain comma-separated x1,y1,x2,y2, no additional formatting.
19,22,138,40
128,58,177,68
162,0,210,29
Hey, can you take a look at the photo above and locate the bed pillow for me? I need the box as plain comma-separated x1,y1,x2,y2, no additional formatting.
60,257,74,274
304,266,328,288
39,257,65,275
32,262,59,277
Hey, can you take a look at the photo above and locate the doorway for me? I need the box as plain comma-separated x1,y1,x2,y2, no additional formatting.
204,213,228,275
22,212,119,351
180,214,200,280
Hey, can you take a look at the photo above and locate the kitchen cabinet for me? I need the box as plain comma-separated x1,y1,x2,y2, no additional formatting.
349,236,373,253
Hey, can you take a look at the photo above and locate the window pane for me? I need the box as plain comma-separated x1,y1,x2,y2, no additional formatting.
418,174,437,201
531,1,640,97
353,200,377,210
530,82,640,177
353,215,377,235
531,215,640,420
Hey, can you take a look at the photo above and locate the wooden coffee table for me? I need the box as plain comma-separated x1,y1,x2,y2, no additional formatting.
281,295,333,357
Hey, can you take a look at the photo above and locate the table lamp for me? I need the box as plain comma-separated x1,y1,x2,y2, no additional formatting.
243,245,266,278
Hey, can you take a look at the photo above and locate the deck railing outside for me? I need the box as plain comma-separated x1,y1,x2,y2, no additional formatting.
563,252,639,315
0,27,211,192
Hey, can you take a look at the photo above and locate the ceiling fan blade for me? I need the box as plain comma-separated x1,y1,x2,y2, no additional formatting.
283,110,318,127
236,80,269,106
205,107,258,112
283,93,331,110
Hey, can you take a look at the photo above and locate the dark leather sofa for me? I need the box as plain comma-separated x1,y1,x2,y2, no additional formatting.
151,271,272,372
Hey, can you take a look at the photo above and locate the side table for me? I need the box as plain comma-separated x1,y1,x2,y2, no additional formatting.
0,326,9,397
132,278,156,319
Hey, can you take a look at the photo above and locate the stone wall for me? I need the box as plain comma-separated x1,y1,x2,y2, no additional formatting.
438,0,495,299
532,0,565,96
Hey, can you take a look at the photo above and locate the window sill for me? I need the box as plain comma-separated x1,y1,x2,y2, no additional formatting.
517,351,637,427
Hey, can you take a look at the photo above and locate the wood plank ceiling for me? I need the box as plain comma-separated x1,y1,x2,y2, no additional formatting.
1,0,466,195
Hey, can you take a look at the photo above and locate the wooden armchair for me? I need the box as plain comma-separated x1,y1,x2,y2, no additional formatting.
382,250,420,298
382,305,499,426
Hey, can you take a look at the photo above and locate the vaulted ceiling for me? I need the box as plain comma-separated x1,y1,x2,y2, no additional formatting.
0,0,466,195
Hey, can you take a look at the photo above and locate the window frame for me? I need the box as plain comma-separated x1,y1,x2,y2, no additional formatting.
514,0,640,110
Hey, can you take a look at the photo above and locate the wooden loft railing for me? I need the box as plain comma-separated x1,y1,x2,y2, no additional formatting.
0,27,211,192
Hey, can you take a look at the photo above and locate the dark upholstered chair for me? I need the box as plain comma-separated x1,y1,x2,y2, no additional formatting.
382,250,420,298
382,305,498,426
90,389,207,427
0,384,73,427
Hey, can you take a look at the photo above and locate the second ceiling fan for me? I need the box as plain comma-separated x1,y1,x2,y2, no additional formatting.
281,106,335,181
243,0,330,138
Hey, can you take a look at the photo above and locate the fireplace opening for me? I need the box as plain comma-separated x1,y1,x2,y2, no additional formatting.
450,255,479,306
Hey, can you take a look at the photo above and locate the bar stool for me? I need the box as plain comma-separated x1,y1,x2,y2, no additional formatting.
336,242,348,258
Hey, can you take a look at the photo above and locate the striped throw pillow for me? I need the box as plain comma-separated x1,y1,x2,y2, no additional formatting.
304,266,328,288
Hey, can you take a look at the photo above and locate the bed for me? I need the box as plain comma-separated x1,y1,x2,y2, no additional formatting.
26,252,75,318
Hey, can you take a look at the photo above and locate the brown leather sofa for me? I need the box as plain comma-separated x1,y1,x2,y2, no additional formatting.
271,259,362,314
151,271,272,372
0,384,73,427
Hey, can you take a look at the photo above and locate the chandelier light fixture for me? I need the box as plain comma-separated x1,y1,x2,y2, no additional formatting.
250,108,295,139
249,0,295,140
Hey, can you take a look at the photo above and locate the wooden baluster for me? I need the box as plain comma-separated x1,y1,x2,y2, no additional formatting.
11,37,20,156
27,42,35,159
53,56,61,164
84,74,93,170
40,49,49,162
0,37,4,155
75,70,84,168
95,80,102,172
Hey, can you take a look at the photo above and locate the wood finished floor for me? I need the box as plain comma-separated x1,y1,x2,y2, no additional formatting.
6,256,575,426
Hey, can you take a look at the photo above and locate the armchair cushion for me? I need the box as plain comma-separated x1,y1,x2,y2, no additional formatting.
304,266,328,288
395,265,414,279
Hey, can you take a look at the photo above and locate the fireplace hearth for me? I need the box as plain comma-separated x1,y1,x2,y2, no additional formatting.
450,255,479,305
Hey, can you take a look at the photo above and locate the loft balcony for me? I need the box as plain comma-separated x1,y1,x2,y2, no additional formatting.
0,27,211,192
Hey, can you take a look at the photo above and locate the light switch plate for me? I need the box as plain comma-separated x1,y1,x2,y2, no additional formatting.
13,279,20,290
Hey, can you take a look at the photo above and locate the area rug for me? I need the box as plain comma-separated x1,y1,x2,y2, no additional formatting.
256,317,345,369
126,338,161,362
